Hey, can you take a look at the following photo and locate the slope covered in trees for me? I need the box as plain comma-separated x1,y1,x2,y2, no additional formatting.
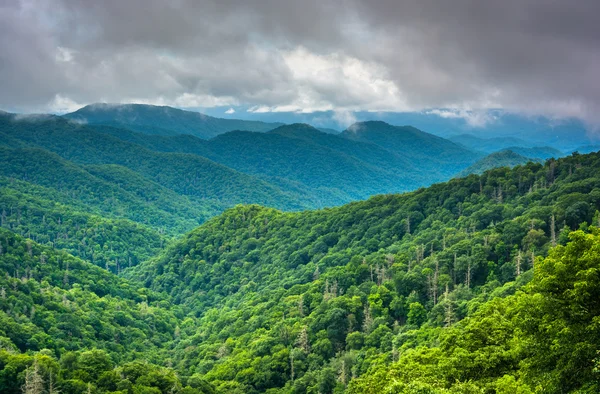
457,150,542,177
0,229,213,393
84,121,482,205
2,106,600,393
127,150,600,393
0,114,306,212
347,227,600,393
64,103,284,139
341,121,480,176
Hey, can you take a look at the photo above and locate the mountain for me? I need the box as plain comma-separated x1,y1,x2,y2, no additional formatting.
341,121,481,175
202,108,594,151
86,121,483,205
0,112,307,212
503,145,563,160
457,150,542,177
449,133,535,152
449,134,564,160
0,175,166,271
64,103,284,139
130,151,600,393
1,149,600,393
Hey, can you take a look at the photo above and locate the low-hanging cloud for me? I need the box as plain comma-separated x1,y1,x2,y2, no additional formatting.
1,0,599,125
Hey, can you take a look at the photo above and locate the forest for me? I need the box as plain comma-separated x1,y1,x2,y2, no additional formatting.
0,129,599,392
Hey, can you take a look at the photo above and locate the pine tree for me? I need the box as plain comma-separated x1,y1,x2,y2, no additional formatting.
298,295,305,317
466,258,472,288
433,257,439,305
22,358,44,394
551,214,556,247
296,327,310,353
443,284,454,327
362,304,373,333
48,373,60,394
338,358,348,386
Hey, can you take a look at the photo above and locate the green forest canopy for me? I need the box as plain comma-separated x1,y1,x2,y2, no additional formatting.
0,122,600,392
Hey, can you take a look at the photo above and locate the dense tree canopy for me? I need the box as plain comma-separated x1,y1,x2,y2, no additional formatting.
0,109,599,393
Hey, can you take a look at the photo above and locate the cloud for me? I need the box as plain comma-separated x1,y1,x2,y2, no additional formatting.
48,94,83,113
425,109,497,128
332,110,357,128
225,108,235,114
0,0,599,125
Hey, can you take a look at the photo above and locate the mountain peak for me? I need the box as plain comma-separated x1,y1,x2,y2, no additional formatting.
63,102,283,139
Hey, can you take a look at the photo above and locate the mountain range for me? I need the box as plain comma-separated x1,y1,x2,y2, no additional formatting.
1,103,600,393
0,146,599,393
64,103,285,139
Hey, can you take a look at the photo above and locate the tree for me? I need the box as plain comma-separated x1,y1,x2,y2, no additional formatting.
296,327,310,353
443,284,454,327
407,302,427,327
22,358,44,394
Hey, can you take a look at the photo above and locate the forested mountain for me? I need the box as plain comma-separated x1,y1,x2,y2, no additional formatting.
503,145,563,160
449,133,535,152
341,121,480,176
1,149,599,393
64,103,284,139
450,134,565,160
93,121,482,204
3,110,485,207
457,150,542,177
3,104,600,393
0,113,308,211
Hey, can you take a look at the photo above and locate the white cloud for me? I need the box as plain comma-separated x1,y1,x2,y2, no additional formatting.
247,105,273,113
47,94,83,114
332,110,357,128
225,107,235,114
426,109,497,128
55,46,74,63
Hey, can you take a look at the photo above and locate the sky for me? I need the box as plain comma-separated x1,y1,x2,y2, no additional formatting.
1,0,599,127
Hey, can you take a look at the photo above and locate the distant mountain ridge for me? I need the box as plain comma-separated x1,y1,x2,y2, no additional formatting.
85,120,483,204
64,103,284,139
342,120,481,174
457,149,542,177
450,133,535,152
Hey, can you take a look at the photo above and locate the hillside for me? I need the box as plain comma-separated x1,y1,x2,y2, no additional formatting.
341,121,480,175
449,133,534,152
0,228,206,393
457,149,541,177
0,150,599,393
80,121,481,205
130,151,600,393
64,103,284,139
503,145,563,160
0,113,307,212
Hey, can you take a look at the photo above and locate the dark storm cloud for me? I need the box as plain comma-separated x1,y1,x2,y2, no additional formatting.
0,0,599,123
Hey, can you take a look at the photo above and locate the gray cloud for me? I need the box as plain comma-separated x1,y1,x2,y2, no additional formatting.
1,0,599,124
